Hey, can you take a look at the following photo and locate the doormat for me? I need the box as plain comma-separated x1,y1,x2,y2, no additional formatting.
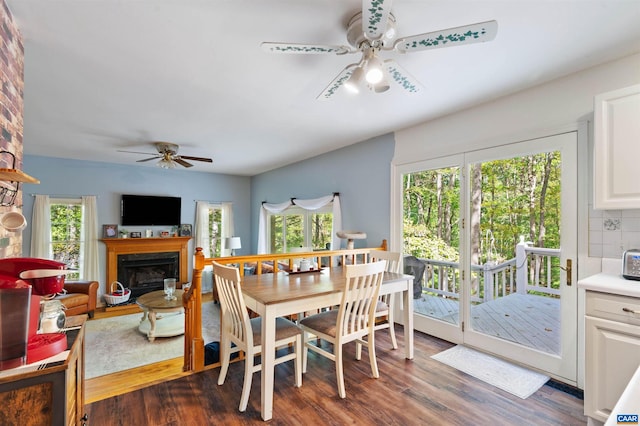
431,345,549,399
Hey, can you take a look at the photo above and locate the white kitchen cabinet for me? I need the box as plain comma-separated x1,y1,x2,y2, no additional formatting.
593,84,640,209
585,290,640,423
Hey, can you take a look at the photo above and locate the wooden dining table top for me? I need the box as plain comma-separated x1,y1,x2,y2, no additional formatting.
239,267,412,305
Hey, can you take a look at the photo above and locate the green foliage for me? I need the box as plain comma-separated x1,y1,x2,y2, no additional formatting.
403,219,459,261
50,202,82,278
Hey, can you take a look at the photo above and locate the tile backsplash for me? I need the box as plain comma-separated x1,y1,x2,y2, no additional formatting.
589,205,640,258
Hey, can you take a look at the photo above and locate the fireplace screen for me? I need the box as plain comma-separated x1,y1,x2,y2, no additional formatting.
117,252,179,297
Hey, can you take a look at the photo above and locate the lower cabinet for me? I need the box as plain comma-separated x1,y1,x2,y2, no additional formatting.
585,291,640,423
0,317,86,425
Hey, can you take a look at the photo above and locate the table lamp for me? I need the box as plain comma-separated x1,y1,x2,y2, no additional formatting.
224,237,241,256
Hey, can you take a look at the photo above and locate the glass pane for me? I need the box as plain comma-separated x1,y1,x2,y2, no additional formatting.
469,151,562,355
403,167,461,326
284,214,303,251
50,203,82,275
311,213,332,250
209,209,222,257
270,215,284,253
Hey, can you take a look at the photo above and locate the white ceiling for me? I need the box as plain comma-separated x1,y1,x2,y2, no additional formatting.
6,0,640,176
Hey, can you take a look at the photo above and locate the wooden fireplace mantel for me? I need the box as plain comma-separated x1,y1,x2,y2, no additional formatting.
101,237,191,287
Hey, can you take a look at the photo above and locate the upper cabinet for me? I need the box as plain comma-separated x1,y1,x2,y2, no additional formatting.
594,84,640,209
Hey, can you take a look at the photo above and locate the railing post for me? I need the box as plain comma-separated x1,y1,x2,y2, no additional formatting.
483,263,494,301
183,247,205,372
515,237,528,294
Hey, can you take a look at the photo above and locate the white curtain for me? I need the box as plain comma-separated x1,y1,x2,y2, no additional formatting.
81,196,100,281
30,194,52,258
257,194,342,254
193,201,235,292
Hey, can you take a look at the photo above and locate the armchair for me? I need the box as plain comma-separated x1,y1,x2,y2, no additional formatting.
55,280,99,318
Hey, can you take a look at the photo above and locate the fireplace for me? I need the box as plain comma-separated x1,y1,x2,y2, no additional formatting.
102,237,191,305
117,252,179,297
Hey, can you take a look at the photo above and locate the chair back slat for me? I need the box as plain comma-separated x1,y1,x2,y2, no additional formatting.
212,261,252,347
369,250,402,273
338,260,386,338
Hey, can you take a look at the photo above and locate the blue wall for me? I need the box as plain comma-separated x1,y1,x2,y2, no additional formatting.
20,134,394,288
250,134,395,250
21,155,251,286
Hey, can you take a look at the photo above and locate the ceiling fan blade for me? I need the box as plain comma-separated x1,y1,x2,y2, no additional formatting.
261,42,350,55
117,149,157,155
174,158,194,168
362,0,394,40
384,59,422,93
179,155,213,163
316,65,357,100
136,156,161,163
394,20,498,53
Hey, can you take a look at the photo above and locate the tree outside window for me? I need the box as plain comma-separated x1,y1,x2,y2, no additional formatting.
50,199,82,280
207,207,223,257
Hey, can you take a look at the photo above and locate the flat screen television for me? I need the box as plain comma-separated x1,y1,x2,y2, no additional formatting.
121,194,181,226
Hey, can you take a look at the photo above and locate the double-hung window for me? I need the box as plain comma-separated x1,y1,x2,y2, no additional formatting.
49,198,82,280
268,205,333,253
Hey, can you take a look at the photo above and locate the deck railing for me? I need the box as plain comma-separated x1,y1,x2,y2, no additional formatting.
419,241,560,303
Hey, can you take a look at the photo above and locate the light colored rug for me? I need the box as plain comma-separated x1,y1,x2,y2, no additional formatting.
431,345,549,399
85,301,220,379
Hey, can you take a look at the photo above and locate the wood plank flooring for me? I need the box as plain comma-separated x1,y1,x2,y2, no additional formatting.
85,325,586,425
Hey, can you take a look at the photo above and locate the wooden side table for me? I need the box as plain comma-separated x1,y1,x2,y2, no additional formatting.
136,290,185,342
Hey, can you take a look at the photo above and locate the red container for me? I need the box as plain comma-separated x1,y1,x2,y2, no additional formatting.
0,275,32,370
0,258,66,295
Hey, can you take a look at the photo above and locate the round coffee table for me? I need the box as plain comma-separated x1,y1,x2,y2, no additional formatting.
136,289,184,342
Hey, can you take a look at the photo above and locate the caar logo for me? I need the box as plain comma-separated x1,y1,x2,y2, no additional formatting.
617,414,639,424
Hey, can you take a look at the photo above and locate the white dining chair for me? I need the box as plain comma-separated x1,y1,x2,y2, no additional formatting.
368,250,402,350
213,261,303,412
299,260,386,399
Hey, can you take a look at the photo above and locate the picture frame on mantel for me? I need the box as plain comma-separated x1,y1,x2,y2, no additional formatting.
179,224,192,237
103,224,118,238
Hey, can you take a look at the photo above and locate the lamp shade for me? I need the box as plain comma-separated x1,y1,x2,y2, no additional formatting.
224,237,241,250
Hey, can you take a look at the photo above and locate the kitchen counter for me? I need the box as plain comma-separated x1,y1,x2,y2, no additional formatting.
578,273,640,298
604,365,640,425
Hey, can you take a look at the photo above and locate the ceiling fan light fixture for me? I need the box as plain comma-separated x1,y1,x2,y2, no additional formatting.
344,66,364,93
364,55,385,84
157,158,176,169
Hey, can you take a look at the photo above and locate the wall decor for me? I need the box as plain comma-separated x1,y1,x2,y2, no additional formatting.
103,224,118,238
179,224,192,237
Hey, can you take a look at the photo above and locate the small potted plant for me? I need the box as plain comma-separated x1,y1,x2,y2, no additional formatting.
119,229,128,238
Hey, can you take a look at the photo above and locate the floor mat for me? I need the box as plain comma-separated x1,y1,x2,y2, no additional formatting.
431,345,549,399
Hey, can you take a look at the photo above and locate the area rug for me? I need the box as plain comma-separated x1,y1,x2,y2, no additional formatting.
85,301,220,379
431,345,549,399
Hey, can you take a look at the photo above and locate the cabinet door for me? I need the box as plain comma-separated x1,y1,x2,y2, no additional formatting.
585,316,640,422
594,84,640,209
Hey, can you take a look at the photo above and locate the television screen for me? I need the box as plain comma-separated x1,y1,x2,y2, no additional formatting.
121,194,181,226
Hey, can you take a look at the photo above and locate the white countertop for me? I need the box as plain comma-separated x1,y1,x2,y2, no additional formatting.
578,273,640,298
605,365,640,425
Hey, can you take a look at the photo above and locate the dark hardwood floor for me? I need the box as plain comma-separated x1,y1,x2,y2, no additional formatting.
86,327,586,425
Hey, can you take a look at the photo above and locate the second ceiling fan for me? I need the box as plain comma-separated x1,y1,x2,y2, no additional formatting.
261,0,498,99
119,142,213,169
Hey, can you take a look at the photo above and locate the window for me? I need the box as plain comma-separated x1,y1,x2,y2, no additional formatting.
205,206,223,257
50,198,82,280
268,206,333,253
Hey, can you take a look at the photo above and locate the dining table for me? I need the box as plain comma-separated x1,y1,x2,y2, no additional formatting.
240,266,414,421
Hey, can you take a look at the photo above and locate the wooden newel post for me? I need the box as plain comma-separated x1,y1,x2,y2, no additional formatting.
183,247,205,372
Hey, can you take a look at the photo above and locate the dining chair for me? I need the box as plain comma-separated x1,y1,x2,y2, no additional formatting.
368,250,402,351
299,260,386,399
212,261,303,412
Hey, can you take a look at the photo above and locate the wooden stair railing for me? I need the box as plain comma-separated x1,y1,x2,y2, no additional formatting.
183,247,205,372
182,240,387,372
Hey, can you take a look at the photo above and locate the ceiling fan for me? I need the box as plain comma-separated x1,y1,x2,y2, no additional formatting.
119,142,213,169
261,0,498,99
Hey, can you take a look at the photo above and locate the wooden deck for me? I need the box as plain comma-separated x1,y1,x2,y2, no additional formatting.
414,293,561,354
